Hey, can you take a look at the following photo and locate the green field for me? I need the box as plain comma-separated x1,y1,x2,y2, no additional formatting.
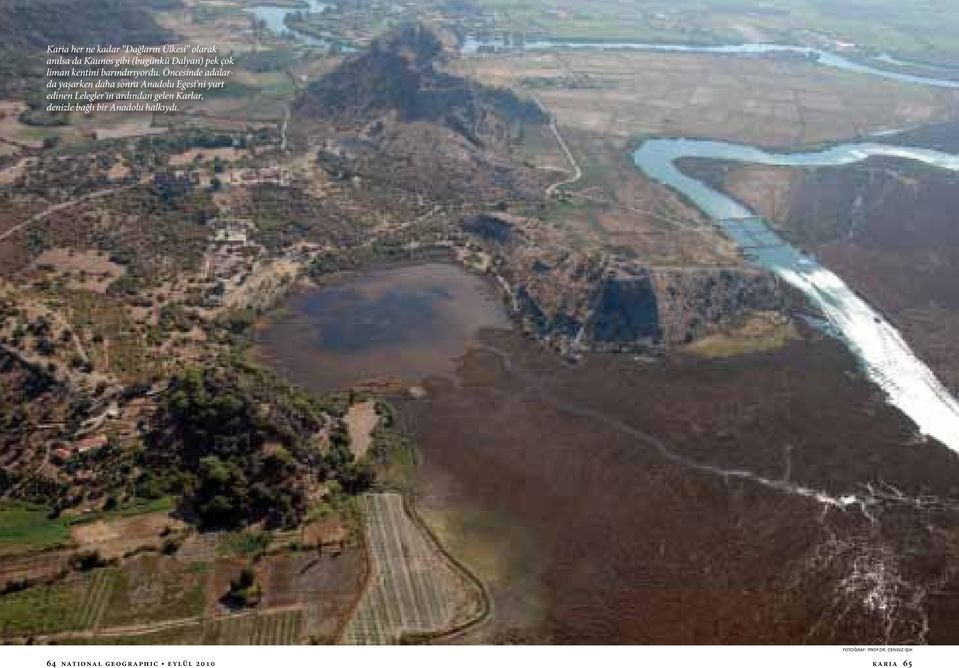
0,569,115,638
0,503,71,555
65,496,176,526
0,495,178,554
472,0,959,63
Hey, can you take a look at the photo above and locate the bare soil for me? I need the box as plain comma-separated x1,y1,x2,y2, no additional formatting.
345,400,377,460
453,51,959,148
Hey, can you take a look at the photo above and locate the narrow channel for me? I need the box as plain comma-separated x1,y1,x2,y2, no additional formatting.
462,39,959,89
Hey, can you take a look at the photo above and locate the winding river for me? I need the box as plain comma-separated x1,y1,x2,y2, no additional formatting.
247,1,331,47
462,38,959,89
632,139,959,451
243,17,959,447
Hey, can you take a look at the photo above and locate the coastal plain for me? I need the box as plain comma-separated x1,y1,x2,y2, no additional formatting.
1,0,959,647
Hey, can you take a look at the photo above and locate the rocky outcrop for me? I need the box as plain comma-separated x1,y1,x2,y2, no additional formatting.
462,213,514,243
499,262,785,354
473,218,785,353
652,268,783,345
586,272,661,345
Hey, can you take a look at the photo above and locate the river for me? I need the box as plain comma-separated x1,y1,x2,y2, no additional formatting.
246,1,331,46
632,139,959,451
462,38,959,89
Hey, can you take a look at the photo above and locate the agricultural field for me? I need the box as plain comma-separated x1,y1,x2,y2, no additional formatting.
469,0,959,64
0,568,113,638
341,493,483,644
201,609,304,645
0,504,178,573
514,125,740,267
69,512,183,560
0,503,71,556
452,50,959,148
0,522,367,643
68,608,304,645
97,555,209,628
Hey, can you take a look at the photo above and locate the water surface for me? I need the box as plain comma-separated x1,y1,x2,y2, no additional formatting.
632,139,959,450
462,38,959,89
255,263,511,393
246,1,331,47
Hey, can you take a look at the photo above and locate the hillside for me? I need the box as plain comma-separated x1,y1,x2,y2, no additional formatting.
0,0,175,97
293,22,546,146
291,23,548,203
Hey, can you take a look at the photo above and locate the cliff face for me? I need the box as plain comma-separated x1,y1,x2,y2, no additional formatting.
515,265,783,353
586,273,661,344
652,268,783,345
470,216,785,353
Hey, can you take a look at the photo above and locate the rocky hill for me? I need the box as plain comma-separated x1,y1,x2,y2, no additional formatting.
0,0,174,50
465,213,786,354
294,22,545,147
292,23,548,203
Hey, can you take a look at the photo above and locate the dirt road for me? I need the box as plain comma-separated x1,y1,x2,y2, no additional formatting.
0,182,140,244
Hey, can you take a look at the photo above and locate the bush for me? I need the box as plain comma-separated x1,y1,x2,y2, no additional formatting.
161,536,183,555
68,550,107,572
225,567,262,608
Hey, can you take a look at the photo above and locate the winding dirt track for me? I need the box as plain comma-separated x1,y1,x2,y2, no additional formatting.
533,95,582,196
0,182,140,244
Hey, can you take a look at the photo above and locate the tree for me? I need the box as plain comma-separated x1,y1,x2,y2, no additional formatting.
225,567,262,608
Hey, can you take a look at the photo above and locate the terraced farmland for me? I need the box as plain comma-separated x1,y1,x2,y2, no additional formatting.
99,555,209,627
205,609,304,644
341,493,483,644
75,569,115,630
0,568,116,638
63,608,305,645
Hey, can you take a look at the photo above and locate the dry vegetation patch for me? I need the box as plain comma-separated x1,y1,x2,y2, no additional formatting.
99,554,209,628
681,311,798,358
344,400,377,460
70,513,184,560
32,249,126,294
454,51,958,148
169,147,249,168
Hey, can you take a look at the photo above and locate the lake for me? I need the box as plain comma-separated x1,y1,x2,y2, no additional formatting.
254,263,511,393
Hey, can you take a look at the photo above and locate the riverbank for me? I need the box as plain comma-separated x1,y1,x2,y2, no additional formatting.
631,137,959,450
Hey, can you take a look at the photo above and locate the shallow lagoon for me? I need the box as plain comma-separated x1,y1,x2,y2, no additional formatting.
254,263,510,393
